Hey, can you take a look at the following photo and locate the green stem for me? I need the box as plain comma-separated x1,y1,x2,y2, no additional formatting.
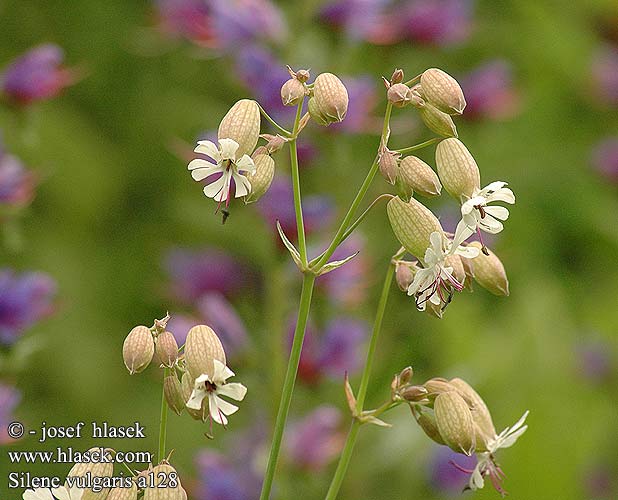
158,367,170,463
259,273,316,500
258,103,292,137
395,137,441,155
325,262,395,500
289,101,308,266
313,103,393,270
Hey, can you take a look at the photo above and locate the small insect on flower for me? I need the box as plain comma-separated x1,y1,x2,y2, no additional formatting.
187,359,248,426
188,138,256,210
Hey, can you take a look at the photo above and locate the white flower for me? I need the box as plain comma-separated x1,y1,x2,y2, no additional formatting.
186,359,247,426
407,231,479,310
468,410,529,494
188,138,256,205
453,181,515,247
23,485,83,500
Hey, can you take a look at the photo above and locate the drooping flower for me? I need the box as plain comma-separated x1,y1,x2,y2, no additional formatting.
467,411,529,494
1,44,75,105
0,383,21,444
460,60,520,121
22,485,83,500
0,146,36,208
187,359,247,425
453,181,515,248
284,406,345,470
188,138,255,207
0,270,56,345
407,232,478,310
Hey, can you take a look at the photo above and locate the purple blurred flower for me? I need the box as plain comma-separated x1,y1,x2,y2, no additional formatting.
583,464,615,499
196,292,249,355
0,270,56,345
576,338,613,384
429,446,477,495
591,45,618,107
155,0,285,48
0,383,21,444
195,425,265,500
256,176,334,240
234,45,290,117
285,406,344,470
331,76,379,134
395,0,473,47
316,235,369,306
295,317,368,384
319,0,390,41
165,313,198,346
1,44,74,105
591,136,618,183
0,146,36,208
460,60,520,121
164,247,249,304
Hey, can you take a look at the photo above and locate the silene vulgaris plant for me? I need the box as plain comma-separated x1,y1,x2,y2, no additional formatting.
112,65,527,500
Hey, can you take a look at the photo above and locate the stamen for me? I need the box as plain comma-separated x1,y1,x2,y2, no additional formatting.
476,227,490,255
448,460,474,474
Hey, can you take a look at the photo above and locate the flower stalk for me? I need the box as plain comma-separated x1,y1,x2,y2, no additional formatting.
158,367,170,463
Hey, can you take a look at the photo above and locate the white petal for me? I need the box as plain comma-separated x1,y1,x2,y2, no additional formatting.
510,410,530,432
213,394,240,416
194,141,221,162
23,489,54,500
429,231,443,254
213,359,234,382
462,196,485,215
498,425,528,449
188,158,218,171
203,173,230,201
191,165,222,181
479,217,503,234
455,244,480,259
51,487,71,500
469,463,485,490
453,219,474,249
186,386,207,410
218,138,240,160
208,394,228,425
482,181,508,193
233,173,252,198
235,154,256,173
489,187,515,204
194,373,211,385
484,205,509,221
217,382,247,401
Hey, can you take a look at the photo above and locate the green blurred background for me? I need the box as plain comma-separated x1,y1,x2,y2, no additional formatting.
1,0,618,499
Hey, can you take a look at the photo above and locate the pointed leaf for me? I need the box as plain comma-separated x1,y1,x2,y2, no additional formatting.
276,221,303,268
317,252,359,276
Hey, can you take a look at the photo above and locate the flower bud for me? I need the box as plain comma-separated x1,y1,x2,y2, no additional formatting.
67,447,114,500
260,133,287,154
245,153,275,203
218,99,261,157
398,156,442,197
184,325,226,381
387,83,411,108
390,68,404,84
395,262,416,291
294,68,310,83
420,68,466,115
418,102,458,137
107,481,138,500
423,377,456,398
155,331,179,368
435,138,481,199
379,150,400,185
143,462,184,500
164,374,185,416
386,196,442,261
401,385,428,402
467,242,509,296
281,78,306,106
308,97,329,126
123,326,154,375
181,372,208,421
414,408,445,445
312,73,349,124
398,366,414,385
449,377,496,450
434,392,475,455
